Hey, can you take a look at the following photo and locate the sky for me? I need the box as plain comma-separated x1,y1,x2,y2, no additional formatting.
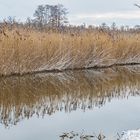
0,0,140,26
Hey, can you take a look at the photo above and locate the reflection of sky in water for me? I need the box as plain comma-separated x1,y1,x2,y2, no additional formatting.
1,97,140,140
0,66,140,139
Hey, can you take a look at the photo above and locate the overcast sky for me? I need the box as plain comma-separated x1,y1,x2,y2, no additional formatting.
0,0,140,26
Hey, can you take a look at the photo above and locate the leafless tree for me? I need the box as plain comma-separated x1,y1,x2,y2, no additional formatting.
134,3,140,8
33,4,68,29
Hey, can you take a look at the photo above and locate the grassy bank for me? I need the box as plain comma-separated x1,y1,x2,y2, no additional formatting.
0,26,140,75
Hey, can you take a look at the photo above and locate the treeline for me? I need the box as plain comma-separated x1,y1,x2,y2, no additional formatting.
0,4,69,31
1,4,140,33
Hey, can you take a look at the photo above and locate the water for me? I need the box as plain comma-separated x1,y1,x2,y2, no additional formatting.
0,66,140,140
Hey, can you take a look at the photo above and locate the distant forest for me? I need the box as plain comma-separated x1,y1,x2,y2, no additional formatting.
1,4,140,32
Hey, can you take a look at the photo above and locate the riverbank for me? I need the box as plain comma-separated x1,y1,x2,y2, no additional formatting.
0,26,140,76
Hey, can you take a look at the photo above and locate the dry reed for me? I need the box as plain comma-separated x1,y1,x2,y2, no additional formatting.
0,26,140,75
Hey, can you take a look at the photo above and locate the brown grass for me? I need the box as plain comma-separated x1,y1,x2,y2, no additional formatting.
0,27,140,75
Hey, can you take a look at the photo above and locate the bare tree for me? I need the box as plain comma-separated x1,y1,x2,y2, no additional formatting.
33,4,68,29
33,5,45,29
111,22,117,31
134,3,140,8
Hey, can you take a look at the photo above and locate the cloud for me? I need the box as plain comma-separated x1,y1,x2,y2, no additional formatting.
68,10,140,25
70,10,140,20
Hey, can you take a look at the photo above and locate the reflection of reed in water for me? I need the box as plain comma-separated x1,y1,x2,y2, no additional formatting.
0,66,140,127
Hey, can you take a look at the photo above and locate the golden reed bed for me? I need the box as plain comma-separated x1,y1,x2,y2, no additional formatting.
0,26,140,76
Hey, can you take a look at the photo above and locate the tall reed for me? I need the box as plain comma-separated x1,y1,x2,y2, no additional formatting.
0,26,140,75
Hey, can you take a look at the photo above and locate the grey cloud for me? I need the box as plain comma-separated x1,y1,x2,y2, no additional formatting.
0,0,140,25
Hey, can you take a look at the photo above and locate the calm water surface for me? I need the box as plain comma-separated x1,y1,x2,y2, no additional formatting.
0,66,140,140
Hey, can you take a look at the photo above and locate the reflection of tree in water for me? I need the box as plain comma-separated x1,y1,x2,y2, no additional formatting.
0,66,140,127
